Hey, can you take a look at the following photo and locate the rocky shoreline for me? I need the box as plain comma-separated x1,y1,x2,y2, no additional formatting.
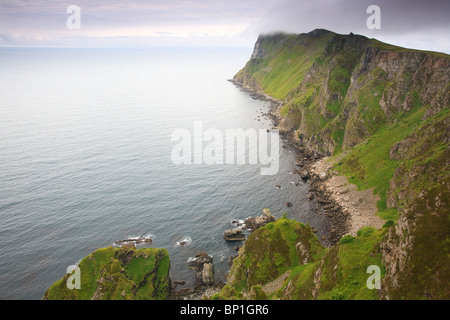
229,79,362,245
171,79,384,299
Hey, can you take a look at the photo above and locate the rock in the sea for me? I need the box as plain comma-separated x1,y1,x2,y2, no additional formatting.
189,252,216,287
244,208,276,231
201,263,215,286
188,252,213,270
223,228,246,241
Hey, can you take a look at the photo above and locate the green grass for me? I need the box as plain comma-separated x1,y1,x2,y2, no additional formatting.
369,39,450,59
225,216,325,293
317,227,385,300
220,217,387,300
334,105,426,213
237,32,334,101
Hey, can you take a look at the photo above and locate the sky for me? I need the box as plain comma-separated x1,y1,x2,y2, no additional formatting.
0,0,449,53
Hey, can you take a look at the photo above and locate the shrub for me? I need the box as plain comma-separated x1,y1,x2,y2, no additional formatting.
339,234,355,244
383,220,395,228
357,226,376,237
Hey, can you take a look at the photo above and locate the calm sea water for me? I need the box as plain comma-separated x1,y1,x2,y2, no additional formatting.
0,47,327,299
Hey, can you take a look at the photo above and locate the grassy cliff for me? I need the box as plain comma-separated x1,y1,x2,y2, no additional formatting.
213,216,388,300
43,245,170,300
230,29,449,299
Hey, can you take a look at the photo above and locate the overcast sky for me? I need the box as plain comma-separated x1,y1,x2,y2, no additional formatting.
0,0,449,53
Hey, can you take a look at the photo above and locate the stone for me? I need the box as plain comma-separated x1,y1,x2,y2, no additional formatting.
188,252,213,270
201,263,215,286
318,171,328,180
244,209,276,231
223,228,245,241
300,170,310,181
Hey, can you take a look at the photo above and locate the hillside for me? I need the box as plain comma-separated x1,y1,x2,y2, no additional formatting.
43,245,170,300
228,29,449,299
212,216,387,300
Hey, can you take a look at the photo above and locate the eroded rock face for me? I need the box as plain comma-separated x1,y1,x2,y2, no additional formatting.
188,252,215,288
201,263,215,287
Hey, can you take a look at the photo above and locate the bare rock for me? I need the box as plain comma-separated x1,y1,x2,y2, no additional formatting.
300,170,310,181
223,228,245,241
188,252,213,270
244,208,276,231
201,263,215,286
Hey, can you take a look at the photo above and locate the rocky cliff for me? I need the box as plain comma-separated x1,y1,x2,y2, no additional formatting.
229,29,449,299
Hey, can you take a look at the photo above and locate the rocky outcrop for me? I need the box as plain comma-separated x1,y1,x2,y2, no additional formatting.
43,246,170,300
215,216,387,300
243,208,276,231
225,216,324,291
188,252,215,288
223,228,245,241
113,236,152,246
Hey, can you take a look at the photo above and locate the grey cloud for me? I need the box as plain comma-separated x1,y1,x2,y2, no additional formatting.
0,0,448,52
250,0,450,52
254,0,450,34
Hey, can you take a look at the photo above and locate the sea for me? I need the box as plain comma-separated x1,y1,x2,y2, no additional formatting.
0,47,328,299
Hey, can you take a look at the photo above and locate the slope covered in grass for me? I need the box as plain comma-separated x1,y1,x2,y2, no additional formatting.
43,246,170,300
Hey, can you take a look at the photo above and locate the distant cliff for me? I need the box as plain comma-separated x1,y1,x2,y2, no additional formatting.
229,29,449,299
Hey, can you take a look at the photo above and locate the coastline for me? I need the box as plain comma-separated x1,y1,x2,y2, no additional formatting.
126,79,386,300
229,78,384,245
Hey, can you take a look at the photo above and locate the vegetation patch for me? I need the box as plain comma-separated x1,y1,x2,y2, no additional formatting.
43,246,170,300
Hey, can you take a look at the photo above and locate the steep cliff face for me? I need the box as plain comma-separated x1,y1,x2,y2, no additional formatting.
231,29,449,299
234,29,449,157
